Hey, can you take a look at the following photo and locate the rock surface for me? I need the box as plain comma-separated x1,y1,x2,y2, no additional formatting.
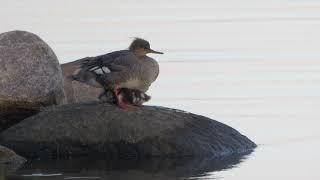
61,58,103,104
0,145,26,165
0,102,256,160
0,30,65,131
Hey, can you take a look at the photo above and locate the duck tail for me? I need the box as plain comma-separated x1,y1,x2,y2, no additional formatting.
70,68,83,81
71,68,103,88
66,75,76,81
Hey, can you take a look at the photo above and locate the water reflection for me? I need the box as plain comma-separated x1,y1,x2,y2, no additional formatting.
4,152,252,180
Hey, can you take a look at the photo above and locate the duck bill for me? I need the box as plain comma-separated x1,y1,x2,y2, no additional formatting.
147,48,164,54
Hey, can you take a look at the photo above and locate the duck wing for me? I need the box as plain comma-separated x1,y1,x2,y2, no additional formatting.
96,53,139,89
81,50,131,72
74,51,159,92
72,50,131,87
98,55,159,92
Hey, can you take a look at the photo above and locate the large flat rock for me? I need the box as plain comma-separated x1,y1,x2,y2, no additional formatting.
0,102,256,159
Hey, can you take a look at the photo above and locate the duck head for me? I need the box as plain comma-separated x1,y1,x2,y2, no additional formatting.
129,38,164,57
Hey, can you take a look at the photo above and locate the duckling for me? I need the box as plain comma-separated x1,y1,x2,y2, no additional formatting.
99,88,151,107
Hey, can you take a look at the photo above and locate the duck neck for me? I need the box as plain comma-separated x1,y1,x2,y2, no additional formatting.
131,48,147,58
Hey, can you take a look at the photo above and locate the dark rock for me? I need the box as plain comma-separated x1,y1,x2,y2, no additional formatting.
61,59,151,106
0,30,65,131
0,145,26,165
0,145,26,176
0,102,256,159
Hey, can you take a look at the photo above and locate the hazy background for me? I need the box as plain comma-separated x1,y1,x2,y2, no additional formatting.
1,0,320,179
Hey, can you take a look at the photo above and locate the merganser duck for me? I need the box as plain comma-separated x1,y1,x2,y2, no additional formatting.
72,38,163,109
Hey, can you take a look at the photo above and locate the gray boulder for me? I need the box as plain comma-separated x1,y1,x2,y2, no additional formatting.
0,30,65,131
0,102,256,159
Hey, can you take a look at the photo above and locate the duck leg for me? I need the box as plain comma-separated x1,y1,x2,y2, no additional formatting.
112,88,137,110
98,88,112,102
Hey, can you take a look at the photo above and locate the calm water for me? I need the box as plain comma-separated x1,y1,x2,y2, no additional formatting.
1,0,320,179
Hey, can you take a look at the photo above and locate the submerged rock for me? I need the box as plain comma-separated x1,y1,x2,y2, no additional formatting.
0,102,256,159
9,154,248,180
0,30,65,131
